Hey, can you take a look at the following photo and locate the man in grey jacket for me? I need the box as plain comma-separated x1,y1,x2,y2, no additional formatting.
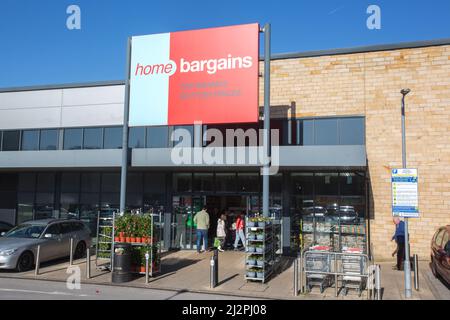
194,206,210,253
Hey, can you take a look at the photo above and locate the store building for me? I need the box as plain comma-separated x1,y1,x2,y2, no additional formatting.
0,38,449,260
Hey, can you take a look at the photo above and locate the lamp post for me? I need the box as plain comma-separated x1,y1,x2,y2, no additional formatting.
400,88,412,298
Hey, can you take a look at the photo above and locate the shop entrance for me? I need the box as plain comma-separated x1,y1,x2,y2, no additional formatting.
171,195,260,251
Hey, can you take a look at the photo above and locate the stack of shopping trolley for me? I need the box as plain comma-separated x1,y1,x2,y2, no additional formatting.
305,245,333,294
341,247,366,297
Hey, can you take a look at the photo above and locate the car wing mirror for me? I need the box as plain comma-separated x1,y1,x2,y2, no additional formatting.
44,233,53,239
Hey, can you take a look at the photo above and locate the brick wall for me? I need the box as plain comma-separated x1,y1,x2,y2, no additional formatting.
260,44,450,260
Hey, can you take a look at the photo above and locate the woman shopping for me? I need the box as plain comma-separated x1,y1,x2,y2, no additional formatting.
216,214,227,252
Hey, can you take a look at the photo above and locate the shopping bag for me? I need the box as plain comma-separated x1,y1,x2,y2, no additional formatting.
214,237,221,248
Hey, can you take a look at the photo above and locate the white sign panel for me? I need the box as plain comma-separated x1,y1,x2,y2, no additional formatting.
391,168,419,218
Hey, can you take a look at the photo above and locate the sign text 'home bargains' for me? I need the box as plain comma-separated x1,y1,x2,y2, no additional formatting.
128,23,259,127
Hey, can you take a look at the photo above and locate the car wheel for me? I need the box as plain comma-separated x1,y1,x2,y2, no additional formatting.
74,241,86,260
16,251,34,272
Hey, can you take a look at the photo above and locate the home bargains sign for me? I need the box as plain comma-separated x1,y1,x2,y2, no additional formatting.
128,23,259,127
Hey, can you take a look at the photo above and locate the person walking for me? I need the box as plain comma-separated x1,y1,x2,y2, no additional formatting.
216,214,227,252
234,213,246,251
391,217,406,270
194,206,210,253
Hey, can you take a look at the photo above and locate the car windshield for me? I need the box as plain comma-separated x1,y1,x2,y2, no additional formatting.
4,224,46,239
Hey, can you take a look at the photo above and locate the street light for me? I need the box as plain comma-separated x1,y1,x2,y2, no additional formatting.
400,88,412,298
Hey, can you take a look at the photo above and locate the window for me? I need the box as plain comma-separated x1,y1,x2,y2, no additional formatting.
81,173,100,193
173,173,192,193
339,118,365,145
129,127,146,148
302,120,314,146
147,126,169,148
21,130,39,151
104,127,123,149
237,173,259,192
83,128,103,149
2,131,20,151
61,173,80,193
64,128,82,150
45,224,61,236
315,118,338,145
40,129,59,150
193,173,214,192
101,173,120,193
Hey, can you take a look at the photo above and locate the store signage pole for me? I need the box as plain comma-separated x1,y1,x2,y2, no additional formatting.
262,23,271,218
119,37,132,213
401,88,412,298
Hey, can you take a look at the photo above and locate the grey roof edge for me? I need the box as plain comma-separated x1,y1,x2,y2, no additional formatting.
0,80,126,93
1,37,449,93
268,37,450,60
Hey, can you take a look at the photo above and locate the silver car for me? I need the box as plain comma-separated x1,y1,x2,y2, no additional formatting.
0,219,92,272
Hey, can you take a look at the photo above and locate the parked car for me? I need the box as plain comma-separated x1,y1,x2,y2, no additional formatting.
0,221,13,235
430,225,450,286
0,219,92,272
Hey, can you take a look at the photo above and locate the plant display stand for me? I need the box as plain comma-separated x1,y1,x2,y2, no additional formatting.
95,213,113,268
245,216,280,283
111,211,161,278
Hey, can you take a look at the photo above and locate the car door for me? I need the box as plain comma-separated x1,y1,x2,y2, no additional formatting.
40,223,65,261
57,222,76,259
434,229,446,277
437,232,449,283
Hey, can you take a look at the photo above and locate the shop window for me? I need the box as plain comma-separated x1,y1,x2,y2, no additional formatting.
101,173,120,193
144,173,166,193
147,126,169,148
61,173,80,193
173,173,192,193
339,172,365,196
64,128,82,150
129,127,146,149
269,173,283,194
215,173,236,193
36,173,55,192
315,173,339,196
80,193,100,206
18,173,36,192
2,130,20,151
17,193,34,224
40,129,59,150
291,173,314,196
193,173,214,192
127,173,143,193
237,173,259,192
21,130,39,151
339,118,365,145
104,127,123,149
81,173,100,193
83,128,103,149
101,193,119,210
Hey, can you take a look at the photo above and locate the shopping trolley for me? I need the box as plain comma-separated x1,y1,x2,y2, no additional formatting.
341,247,366,297
304,246,333,293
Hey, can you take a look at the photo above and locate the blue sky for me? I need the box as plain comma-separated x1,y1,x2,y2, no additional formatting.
0,0,449,88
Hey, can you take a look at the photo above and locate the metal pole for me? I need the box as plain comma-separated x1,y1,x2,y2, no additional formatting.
375,264,381,300
145,251,149,284
334,253,338,297
119,37,132,213
401,90,412,298
69,238,74,266
210,255,216,288
413,254,419,291
293,257,299,296
35,245,40,276
262,23,271,218
86,247,91,279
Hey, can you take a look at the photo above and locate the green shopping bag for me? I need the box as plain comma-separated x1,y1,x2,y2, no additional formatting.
213,237,221,248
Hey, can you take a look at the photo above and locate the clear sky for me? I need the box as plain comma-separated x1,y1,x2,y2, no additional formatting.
0,0,449,88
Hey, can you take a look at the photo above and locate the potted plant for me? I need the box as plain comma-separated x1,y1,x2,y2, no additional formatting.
256,255,265,267
247,217,257,228
255,243,264,253
256,270,264,279
256,230,264,240
246,255,257,266
246,267,258,278
247,232,257,240
246,245,256,253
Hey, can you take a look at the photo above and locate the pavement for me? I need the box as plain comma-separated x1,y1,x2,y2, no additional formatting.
0,250,448,300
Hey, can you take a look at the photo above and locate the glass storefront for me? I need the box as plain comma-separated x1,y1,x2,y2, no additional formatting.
291,172,367,253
